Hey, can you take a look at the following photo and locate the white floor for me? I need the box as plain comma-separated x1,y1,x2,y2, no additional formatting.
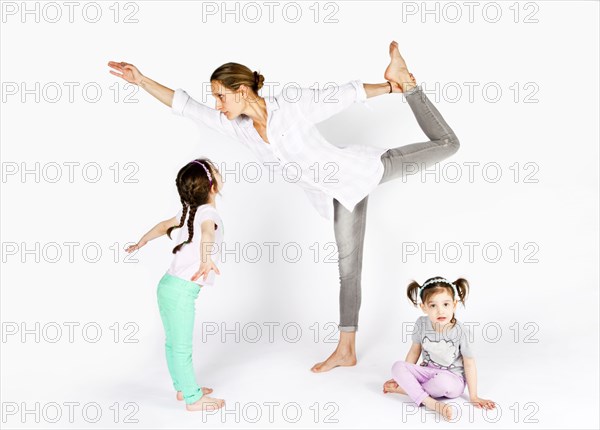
3,316,598,429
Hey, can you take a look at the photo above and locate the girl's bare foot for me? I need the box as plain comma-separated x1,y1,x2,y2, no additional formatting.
384,40,417,93
177,387,213,401
382,378,407,394
423,397,454,421
185,395,225,411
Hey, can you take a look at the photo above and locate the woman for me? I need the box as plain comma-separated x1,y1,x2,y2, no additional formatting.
108,40,460,373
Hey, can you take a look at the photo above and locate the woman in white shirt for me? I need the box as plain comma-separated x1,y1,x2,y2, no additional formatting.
108,40,460,374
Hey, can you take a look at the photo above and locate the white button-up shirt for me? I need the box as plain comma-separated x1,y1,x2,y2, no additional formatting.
171,80,387,220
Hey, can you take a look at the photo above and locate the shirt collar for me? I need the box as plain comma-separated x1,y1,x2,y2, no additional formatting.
240,96,279,129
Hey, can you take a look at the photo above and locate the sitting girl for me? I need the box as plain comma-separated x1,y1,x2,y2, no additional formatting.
383,277,495,421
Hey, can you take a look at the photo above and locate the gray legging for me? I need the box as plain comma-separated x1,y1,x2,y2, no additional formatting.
334,85,461,332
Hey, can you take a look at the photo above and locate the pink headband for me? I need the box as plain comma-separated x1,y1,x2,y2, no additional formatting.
190,160,213,187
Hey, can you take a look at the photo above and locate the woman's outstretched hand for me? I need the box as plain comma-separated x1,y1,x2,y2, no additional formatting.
108,61,143,85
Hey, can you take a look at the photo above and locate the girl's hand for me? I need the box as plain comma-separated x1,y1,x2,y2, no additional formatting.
108,61,144,85
191,259,221,282
470,396,496,410
125,240,147,253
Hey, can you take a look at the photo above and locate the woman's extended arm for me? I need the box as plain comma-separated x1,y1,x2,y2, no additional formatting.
364,74,415,98
108,61,174,106
138,75,174,107
294,77,413,124
108,61,236,136
364,82,399,98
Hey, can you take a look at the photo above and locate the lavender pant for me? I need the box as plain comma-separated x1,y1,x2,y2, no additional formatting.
391,361,466,406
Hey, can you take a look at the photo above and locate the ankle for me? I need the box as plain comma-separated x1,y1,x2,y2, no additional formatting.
402,83,418,94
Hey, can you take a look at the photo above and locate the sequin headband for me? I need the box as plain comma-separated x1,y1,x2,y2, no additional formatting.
190,160,212,187
418,277,458,303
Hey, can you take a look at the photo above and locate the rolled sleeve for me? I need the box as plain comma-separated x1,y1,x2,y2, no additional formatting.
350,79,367,104
170,88,237,137
296,80,370,123
171,88,191,116
351,79,374,112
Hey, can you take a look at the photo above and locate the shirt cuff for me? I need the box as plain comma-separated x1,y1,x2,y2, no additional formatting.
351,79,368,104
172,88,190,116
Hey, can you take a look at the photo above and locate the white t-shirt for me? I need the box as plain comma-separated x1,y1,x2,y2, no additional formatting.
166,204,224,286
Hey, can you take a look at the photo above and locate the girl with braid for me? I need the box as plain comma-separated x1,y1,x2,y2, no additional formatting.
382,277,495,421
125,158,226,411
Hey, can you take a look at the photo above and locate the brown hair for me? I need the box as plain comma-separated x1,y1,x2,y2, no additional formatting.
406,277,470,324
210,62,265,94
166,158,220,254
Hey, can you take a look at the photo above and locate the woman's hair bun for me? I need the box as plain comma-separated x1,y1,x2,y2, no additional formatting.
253,70,264,91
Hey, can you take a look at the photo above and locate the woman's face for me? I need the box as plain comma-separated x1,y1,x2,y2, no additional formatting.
211,80,244,120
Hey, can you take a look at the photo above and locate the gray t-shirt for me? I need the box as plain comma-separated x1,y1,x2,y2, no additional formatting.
411,316,474,377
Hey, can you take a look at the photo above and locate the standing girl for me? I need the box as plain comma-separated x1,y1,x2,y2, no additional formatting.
109,40,461,373
125,158,226,411
383,277,495,421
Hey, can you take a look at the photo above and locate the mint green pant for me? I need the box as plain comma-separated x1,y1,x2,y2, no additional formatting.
157,272,203,404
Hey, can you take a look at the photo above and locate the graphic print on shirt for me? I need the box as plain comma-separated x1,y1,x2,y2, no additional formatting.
422,337,458,369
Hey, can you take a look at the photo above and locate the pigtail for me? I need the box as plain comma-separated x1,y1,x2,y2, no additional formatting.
169,157,220,254
453,277,470,305
406,280,422,307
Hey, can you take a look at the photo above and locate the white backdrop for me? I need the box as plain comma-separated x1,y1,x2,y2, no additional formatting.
1,1,598,428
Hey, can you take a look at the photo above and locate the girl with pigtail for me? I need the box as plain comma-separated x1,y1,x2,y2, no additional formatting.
125,158,226,412
383,277,495,421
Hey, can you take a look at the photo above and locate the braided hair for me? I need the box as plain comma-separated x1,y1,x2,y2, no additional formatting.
167,158,219,254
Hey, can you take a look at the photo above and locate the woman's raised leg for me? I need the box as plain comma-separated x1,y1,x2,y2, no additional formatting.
380,41,460,184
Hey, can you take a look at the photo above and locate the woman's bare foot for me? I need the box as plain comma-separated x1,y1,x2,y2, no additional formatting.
310,349,357,373
177,387,213,401
185,395,225,411
423,397,454,421
311,331,357,373
384,40,417,93
383,378,407,394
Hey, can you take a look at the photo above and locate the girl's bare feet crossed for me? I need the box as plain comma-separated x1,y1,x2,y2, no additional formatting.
185,395,225,412
423,396,455,421
176,387,213,401
383,381,454,421
384,40,417,93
